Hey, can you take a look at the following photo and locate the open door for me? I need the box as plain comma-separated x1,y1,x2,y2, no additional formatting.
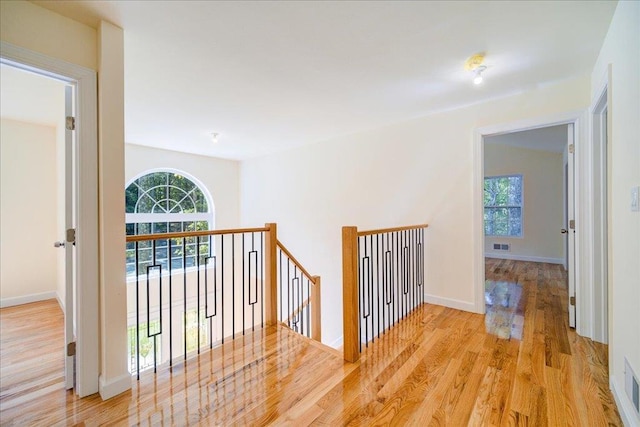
566,123,576,328
63,85,76,389
52,85,76,389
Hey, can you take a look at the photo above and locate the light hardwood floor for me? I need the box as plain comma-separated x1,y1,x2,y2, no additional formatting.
0,260,622,426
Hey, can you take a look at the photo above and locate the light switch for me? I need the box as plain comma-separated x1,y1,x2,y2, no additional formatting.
632,186,640,212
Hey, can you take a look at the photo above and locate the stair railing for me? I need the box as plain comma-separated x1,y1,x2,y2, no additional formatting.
276,239,321,341
125,223,320,379
342,223,428,362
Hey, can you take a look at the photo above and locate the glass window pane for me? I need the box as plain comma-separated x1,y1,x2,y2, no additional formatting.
484,175,523,236
126,171,213,276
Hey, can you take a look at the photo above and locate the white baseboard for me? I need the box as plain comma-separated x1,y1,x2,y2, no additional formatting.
423,294,477,313
0,291,57,308
56,292,65,311
99,373,132,400
484,253,564,265
611,375,640,427
329,335,343,349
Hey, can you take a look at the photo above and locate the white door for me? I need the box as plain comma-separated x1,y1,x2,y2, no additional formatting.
566,123,576,328
63,85,75,389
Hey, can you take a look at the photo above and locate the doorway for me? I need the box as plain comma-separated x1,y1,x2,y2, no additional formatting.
0,63,74,394
473,112,583,330
1,41,99,397
481,124,572,332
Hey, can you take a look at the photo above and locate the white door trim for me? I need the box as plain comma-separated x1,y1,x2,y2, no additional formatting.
473,110,589,336
1,41,100,397
590,68,610,344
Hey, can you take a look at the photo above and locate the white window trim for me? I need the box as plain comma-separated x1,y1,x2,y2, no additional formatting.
484,174,524,238
126,212,211,224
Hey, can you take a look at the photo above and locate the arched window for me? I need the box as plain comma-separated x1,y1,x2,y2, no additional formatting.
125,170,214,276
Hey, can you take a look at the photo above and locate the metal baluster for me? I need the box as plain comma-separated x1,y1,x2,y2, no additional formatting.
306,277,310,338
248,235,258,332
279,248,283,324
147,239,162,373
204,235,216,350
376,234,380,339
196,236,201,353
368,234,374,343
169,239,173,366
394,231,398,326
135,241,140,380
183,237,187,360
242,232,246,335
358,236,362,353
287,256,291,328
232,233,235,339
297,266,302,334
221,234,225,344
260,231,264,329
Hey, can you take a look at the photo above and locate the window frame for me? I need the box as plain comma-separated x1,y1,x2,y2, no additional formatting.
125,169,215,279
483,174,524,238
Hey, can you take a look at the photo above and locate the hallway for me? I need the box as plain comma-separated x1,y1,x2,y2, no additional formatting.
0,260,622,425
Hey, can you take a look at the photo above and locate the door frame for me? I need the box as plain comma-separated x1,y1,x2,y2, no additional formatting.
590,69,610,344
1,41,100,397
473,110,590,336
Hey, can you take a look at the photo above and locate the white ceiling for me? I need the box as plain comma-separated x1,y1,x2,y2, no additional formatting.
0,64,65,127
485,124,568,153
32,1,617,160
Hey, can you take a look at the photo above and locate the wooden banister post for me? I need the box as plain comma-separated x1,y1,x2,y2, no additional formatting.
265,223,278,325
311,276,322,342
342,226,359,362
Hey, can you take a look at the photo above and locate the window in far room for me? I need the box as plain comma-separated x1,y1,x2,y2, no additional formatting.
484,174,523,237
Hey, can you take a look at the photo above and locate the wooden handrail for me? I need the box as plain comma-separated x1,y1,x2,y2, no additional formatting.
277,240,317,284
125,225,270,243
282,297,311,326
357,223,429,237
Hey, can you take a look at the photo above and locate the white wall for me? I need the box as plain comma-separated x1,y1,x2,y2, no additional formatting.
97,21,129,400
241,76,590,346
483,143,564,263
590,1,640,424
0,0,96,70
125,144,241,230
0,119,59,304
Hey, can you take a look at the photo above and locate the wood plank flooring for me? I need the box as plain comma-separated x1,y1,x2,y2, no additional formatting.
0,260,622,426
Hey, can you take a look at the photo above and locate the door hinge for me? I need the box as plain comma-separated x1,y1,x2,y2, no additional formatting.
67,341,76,356
570,296,576,306
569,219,575,230
66,228,76,244
66,116,76,131
569,144,574,154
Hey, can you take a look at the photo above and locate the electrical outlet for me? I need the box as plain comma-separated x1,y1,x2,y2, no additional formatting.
631,186,639,212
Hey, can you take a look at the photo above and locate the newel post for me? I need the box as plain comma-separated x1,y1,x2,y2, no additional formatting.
342,226,359,362
265,223,278,325
311,276,322,342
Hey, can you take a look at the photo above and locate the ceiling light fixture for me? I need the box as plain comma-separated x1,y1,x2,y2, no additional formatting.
473,65,487,85
464,53,487,85
211,132,219,144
